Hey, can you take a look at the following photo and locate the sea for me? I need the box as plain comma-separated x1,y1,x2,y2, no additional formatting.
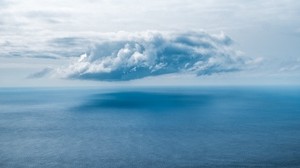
0,86,300,168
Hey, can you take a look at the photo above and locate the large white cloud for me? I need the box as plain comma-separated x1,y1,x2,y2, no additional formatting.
52,31,249,81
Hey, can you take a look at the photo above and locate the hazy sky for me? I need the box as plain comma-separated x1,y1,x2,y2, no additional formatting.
1,0,300,87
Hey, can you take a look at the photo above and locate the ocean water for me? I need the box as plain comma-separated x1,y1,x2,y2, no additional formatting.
0,87,300,168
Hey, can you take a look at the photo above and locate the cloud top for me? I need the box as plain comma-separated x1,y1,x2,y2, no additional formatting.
55,31,247,81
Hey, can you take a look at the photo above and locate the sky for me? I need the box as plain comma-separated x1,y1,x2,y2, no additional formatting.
1,0,300,87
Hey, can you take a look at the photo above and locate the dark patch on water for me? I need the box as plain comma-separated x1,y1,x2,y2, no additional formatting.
75,91,213,112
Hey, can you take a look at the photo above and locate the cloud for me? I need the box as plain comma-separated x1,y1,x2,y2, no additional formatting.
48,37,91,48
52,31,249,81
24,10,70,24
0,37,89,59
27,68,52,79
278,57,300,73
0,0,10,7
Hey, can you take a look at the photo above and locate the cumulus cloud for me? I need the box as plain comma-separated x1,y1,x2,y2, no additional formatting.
52,31,249,81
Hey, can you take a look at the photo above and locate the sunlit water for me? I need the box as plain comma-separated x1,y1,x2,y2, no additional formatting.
0,87,300,168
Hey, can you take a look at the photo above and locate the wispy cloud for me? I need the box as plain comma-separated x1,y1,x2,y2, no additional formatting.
0,0,10,7
0,36,90,59
48,37,90,48
49,31,251,81
27,68,52,78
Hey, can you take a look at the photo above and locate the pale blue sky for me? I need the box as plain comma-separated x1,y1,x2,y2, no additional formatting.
1,0,300,86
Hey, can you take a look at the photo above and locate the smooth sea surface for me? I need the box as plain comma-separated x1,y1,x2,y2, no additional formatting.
0,86,300,168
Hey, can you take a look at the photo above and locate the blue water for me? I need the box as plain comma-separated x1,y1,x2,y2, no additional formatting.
0,87,300,168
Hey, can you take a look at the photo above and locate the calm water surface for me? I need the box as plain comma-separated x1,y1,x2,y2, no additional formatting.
0,87,300,168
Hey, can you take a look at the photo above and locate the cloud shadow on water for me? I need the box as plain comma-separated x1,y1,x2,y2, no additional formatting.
74,91,213,112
